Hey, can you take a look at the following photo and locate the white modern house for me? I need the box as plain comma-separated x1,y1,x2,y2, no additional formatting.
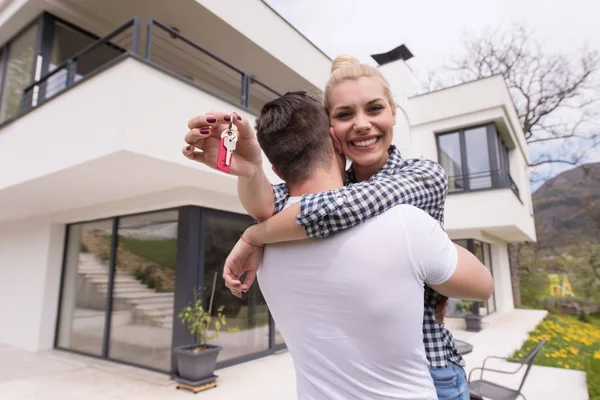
0,0,536,375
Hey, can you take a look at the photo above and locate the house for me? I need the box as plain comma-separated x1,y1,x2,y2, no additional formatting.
0,0,536,375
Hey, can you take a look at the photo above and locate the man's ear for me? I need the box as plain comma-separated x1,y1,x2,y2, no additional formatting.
330,127,343,154
272,165,283,181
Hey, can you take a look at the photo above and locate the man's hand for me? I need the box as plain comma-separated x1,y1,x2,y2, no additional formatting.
183,112,263,179
222,233,264,298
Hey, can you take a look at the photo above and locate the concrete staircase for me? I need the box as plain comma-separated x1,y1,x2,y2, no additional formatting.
77,253,174,328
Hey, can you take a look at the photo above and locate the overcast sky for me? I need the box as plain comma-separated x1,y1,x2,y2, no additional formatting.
264,0,600,185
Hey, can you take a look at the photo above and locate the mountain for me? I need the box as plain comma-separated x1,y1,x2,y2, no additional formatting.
532,162,600,248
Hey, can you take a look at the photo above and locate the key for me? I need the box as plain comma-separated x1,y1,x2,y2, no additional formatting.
224,131,237,166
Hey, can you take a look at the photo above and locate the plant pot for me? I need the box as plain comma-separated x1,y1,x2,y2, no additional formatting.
465,315,482,332
173,344,222,382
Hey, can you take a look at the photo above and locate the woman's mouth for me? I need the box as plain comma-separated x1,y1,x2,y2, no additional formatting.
351,137,379,149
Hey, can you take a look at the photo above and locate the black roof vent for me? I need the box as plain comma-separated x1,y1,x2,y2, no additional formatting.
371,45,414,66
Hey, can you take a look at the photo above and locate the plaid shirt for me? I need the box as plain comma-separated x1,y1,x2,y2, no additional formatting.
272,145,464,368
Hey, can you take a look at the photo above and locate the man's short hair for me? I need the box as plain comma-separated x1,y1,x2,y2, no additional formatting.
255,91,332,185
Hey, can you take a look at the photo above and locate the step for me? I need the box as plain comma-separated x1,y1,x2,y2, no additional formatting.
78,269,134,278
115,292,175,300
129,297,175,307
133,302,174,311
99,287,154,296
135,308,173,318
95,281,147,290
87,276,140,284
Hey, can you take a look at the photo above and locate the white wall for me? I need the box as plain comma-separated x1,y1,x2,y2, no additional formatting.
198,0,331,90
491,243,515,313
0,220,64,351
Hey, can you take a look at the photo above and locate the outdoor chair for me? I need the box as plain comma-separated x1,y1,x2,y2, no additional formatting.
468,339,547,400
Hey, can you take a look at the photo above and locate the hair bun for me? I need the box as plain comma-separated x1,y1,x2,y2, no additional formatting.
331,55,361,73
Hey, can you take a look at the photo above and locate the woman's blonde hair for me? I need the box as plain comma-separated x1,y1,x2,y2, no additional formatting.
324,55,396,112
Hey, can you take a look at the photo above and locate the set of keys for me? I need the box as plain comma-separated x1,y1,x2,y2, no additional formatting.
216,114,238,173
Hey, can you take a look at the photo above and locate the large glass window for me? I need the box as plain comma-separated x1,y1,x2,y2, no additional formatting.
56,219,113,355
436,124,513,193
202,213,270,362
0,23,38,122
108,211,178,371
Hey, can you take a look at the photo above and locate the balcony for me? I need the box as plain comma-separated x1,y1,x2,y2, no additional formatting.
0,16,297,223
7,16,282,128
447,169,521,199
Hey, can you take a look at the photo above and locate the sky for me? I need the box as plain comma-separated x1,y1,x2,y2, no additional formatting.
264,0,600,187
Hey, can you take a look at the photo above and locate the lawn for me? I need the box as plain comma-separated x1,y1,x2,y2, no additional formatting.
118,237,177,271
510,312,600,399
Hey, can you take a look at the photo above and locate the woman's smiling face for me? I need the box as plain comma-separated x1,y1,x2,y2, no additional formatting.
328,76,396,176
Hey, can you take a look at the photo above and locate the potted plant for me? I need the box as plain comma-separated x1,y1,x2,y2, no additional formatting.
173,272,236,384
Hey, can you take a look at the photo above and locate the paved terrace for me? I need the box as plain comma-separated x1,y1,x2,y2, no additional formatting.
0,309,589,399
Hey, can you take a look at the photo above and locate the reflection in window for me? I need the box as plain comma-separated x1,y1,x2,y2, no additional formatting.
464,127,491,189
0,23,38,122
438,132,464,191
108,211,178,371
56,219,113,355
203,214,269,362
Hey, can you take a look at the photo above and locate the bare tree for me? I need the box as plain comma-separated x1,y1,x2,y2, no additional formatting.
424,23,600,182
422,24,600,307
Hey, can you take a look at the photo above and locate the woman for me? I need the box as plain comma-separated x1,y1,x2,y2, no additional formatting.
183,55,469,400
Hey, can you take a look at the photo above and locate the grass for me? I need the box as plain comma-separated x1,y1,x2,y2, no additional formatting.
510,313,600,399
118,237,177,271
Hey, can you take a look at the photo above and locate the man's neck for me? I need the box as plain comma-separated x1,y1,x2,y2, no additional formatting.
288,169,344,197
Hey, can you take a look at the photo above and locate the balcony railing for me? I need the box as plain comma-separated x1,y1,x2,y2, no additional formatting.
447,169,520,199
16,17,281,122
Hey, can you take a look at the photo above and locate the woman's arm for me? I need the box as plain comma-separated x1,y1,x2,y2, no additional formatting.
244,158,448,245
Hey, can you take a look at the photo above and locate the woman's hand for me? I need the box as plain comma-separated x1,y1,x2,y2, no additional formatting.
183,111,263,179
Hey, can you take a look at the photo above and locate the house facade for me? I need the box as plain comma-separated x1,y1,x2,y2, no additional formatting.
0,0,535,375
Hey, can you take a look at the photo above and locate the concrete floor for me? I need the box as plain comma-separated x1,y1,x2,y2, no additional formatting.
0,309,589,400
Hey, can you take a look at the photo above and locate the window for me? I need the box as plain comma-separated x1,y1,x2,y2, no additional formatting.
202,212,270,362
437,124,516,195
0,23,38,122
56,206,283,374
446,239,496,317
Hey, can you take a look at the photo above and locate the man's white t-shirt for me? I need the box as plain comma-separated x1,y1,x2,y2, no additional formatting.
257,200,457,400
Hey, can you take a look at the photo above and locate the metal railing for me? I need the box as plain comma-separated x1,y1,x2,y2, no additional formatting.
21,17,140,111
145,19,280,113
447,169,521,198
16,16,281,120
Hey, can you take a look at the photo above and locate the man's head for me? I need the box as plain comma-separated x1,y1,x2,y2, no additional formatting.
255,91,342,185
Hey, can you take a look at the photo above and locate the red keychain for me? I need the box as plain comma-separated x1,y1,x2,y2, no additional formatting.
216,117,237,173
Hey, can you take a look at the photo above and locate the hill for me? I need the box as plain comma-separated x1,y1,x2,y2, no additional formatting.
532,162,600,248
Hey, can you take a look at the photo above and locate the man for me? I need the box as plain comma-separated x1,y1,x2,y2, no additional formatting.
193,92,493,399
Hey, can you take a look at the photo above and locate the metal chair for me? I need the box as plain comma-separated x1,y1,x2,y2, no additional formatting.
468,339,547,400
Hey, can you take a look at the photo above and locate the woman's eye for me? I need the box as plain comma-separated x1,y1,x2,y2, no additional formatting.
369,105,384,112
335,112,351,119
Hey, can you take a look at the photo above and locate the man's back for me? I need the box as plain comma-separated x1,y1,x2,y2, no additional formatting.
258,201,457,400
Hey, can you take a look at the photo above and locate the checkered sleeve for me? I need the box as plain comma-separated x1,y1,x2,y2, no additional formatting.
296,158,448,238
272,183,290,215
